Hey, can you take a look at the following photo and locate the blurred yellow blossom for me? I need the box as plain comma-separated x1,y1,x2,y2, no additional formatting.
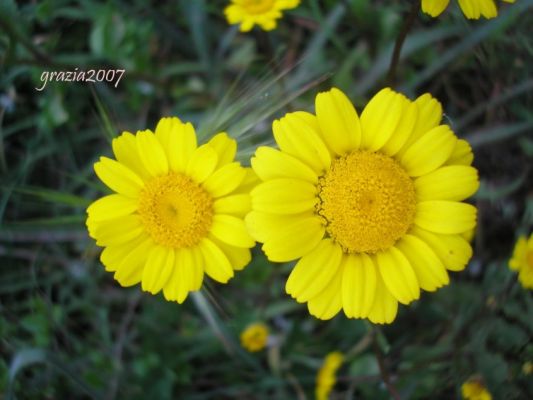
240,322,269,352
316,352,343,400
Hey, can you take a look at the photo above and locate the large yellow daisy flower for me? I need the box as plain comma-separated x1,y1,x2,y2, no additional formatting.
86,117,256,303
422,0,516,19
224,0,300,32
509,233,533,290
246,87,479,324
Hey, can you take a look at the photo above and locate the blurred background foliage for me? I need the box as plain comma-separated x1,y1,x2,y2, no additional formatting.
1,0,532,398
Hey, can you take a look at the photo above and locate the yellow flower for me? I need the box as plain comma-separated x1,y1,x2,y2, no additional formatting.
224,0,300,32
247,87,479,324
86,117,256,303
461,378,492,400
240,322,269,352
316,352,343,400
422,0,516,20
522,361,533,375
509,233,533,290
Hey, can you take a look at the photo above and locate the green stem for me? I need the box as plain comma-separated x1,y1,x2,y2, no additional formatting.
386,0,421,87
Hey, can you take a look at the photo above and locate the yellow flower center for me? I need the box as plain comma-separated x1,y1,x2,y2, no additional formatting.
242,0,275,14
138,172,213,248
317,151,416,254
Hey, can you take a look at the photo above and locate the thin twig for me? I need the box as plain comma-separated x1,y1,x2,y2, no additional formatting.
105,291,142,400
372,328,401,400
386,0,421,87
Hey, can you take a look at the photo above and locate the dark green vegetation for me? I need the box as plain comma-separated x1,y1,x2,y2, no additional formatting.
1,0,532,398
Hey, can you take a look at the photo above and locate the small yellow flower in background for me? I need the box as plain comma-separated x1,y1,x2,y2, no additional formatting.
224,0,300,32
247,87,479,324
522,361,533,375
86,117,256,303
240,322,269,352
316,352,344,400
461,377,492,400
509,233,533,290
422,0,515,20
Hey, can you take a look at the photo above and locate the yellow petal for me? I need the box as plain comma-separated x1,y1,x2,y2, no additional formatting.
93,214,143,246
458,0,484,19
163,248,197,303
421,0,450,17
367,271,398,324
478,0,497,18
136,129,169,177
446,139,474,166
112,132,150,180
360,88,406,152
214,194,251,217
400,125,457,177
245,211,314,243
341,253,377,319
186,144,218,183
188,245,205,291
251,178,317,214
404,93,443,150
376,247,420,305
411,226,473,271
154,117,181,153
286,239,343,302
307,268,343,320
203,162,247,198
251,146,318,184
113,237,152,287
232,168,259,195
198,238,234,283
211,237,252,271
142,246,174,294
415,201,477,234
396,234,449,292
100,244,131,272
94,157,144,198
100,234,148,272
381,100,418,157
207,132,237,168
315,87,361,155
415,165,479,201
166,121,198,172
261,216,325,262
210,214,255,248
87,194,137,222
273,112,331,174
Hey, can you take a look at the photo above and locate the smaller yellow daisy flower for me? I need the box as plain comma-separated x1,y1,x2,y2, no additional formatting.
422,0,516,20
509,233,533,290
240,322,269,352
523,361,533,375
224,0,300,32
86,117,256,303
461,378,492,400
316,352,343,400
522,361,533,375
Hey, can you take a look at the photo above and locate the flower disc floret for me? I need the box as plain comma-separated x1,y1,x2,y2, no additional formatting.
317,151,416,253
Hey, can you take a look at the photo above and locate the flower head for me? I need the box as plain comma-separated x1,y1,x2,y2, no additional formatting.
247,87,479,324
240,322,269,352
509,233,533,290
461,378,492,400
224,0,300,32
87,117,256,303
422,0,515,20
316,352,343,400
